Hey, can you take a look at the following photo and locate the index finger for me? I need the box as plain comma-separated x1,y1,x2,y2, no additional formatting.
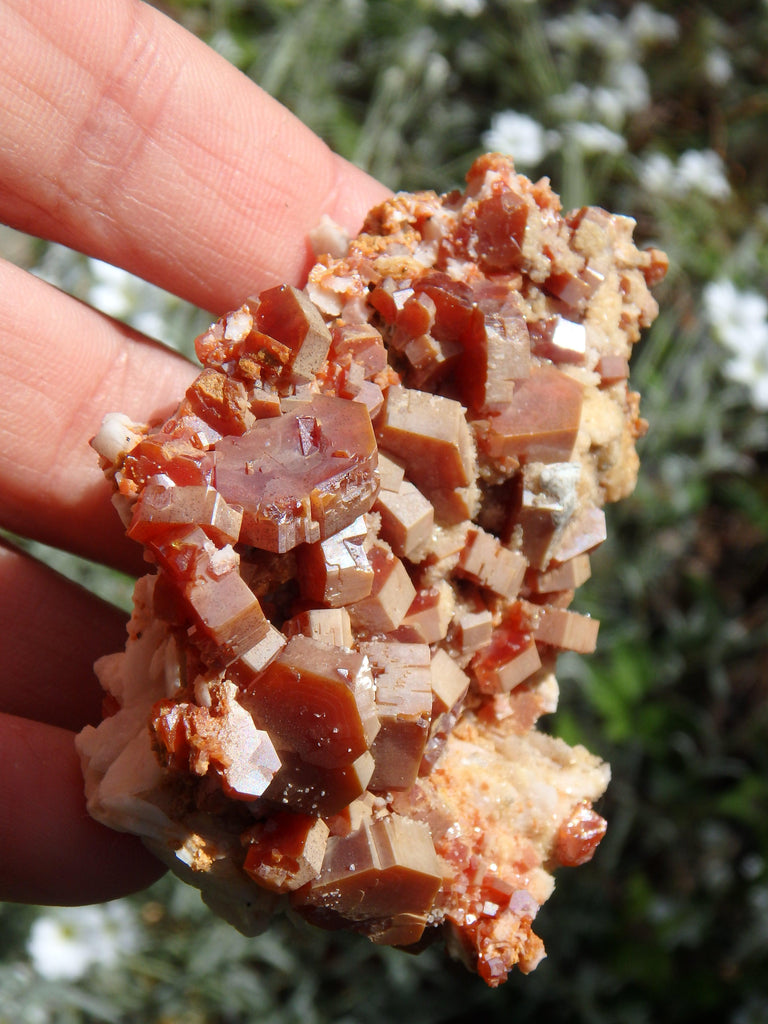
0,0,389,311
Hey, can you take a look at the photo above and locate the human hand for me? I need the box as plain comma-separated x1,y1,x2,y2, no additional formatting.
0,0,388,906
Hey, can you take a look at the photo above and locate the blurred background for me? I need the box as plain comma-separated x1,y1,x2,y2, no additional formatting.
1,1,767,1021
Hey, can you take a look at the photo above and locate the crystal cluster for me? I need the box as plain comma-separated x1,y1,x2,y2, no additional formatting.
77,154,666,985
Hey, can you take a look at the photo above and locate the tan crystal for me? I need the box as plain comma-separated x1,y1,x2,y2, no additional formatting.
297,516,374,607
283,607,354,648
429,648,470,716
375,479,435,562
347,542,417,634
456,526,527,598
359,641,433,792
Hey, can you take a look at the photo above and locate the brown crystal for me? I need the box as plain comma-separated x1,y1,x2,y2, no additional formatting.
183,368,255,435
551,801,608,868
458,292,531,412
456,526,527,598
347,542,417,634
243,812,330,893
255,284,332,383
283,607,354,648
429,648,470,716
397,583,454,645
264,750,375,817
151,681,281,800
480,365,583,465
240,635,379,770
473,190,528,272
377,386,477,524
471,617,542,695
375,479,434,562
214,393,378,552
524,602,600,654
150,527,270,665
128,483,242,547
296,814,442,944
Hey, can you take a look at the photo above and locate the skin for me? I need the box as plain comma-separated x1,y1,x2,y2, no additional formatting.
0,0,389,906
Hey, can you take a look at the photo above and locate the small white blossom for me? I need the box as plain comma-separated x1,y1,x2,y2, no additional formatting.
483,110,550,168
545,12,625,56
565,121,627,156
605,60,651,117
625,3,679,47
677,149,731,199
704,47,733,86
431,0,485,15
639,152,678,194
549,83,592,122
639,149,730,200
549,64,649,134
704,279,768,342
27,903,141,981
546,4,677,74
590,86,629,130
704,279,768,411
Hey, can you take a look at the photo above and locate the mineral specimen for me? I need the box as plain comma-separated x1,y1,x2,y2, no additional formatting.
77,154,666,985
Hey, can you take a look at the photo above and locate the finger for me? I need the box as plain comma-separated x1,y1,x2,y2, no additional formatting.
0,712,165,905
0,540,128,731
0,258,197,570
0,0,390,313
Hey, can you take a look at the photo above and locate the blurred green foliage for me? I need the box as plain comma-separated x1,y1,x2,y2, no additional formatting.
2,0,768,1021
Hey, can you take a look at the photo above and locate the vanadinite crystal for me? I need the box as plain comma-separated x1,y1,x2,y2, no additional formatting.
77,154,667,986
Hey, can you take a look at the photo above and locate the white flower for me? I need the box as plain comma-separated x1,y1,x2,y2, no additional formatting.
545,12,624,55
431,0,485,14
590,86,629,130
639,149,730,200
704,279,768,411
625,3,679,47
482,111,549,168
549,60,651,139
704,279,768,342
605,60,651,117
565,121,627,156
549,83,592,122
640,151,678,194
677,149,731,199
723,352,768,410
704,47,733,86
546,5,676,64
27,902,141,981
